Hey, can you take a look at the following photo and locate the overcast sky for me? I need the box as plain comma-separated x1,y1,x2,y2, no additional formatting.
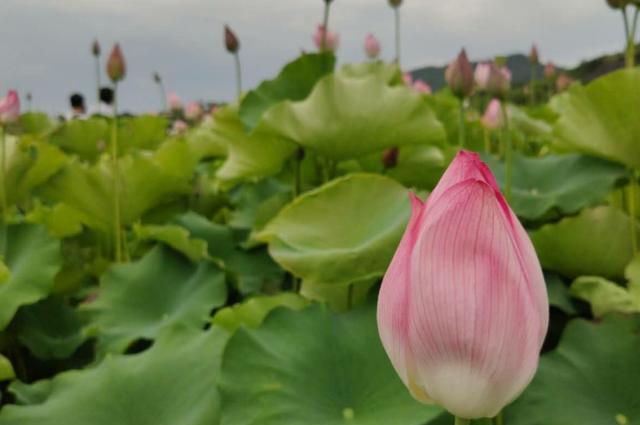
0,0,625,114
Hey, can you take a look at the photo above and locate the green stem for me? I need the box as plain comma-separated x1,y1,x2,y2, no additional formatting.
530,64,536,105
458,99,466,148
0,127,7,224
484,128,491,154
394,6,401,65
234,52,242,99
629,169,638,254
158,80,168,113
454,417,470,425
95,56,101,114
322,1,331,51
494,412,504,425
111,83,123,263
293,149,303,199
501,102,513,202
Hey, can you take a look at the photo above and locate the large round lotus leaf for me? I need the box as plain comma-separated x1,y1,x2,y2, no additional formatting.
258,69,445,161
14,297,85,360
255,173,410,286
339,61,403,84
239,53,335,131
569,276,640,317
506,315,640,425
49,118,110,162
0,224,61,330
82,246,227,353
211,105,295,188
482,153,627,220
19,112,56,136
386,146,449,190
553,68,640,168
212,293,308,332
133,223,209,262
116,115,169,153
0,137,67,212
0,327,227,425
531,206,640,279
219,304,441,425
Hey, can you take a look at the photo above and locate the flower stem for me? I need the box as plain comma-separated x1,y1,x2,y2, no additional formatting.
530,64,536,105
494,411,504,425
157,80,168,113
394,7,401,65
0,127,7,223
234,52,242,99
484,128,491,154
454,417,470,425
95,56,101,114
322,1,331,50
111,83,123,263
629,169,639,254
501,102,513,202
458,99,466,148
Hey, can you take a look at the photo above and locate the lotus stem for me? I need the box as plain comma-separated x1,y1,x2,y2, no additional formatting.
458,99,466,148
530,64,537,105
322,1,331,51
394,7,401,65
347,283,354,310
629,169,638,254
484,128,491,154
95,56,101,114
454,417,470,425
111,83,123,262
501,101,513,202
234,52,242,99
157,80,168,113
0,127,7,223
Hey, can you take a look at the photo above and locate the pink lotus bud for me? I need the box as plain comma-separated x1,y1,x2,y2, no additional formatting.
445,49,474,99
555,73,574,92
529,44,540,65
106,43,126,83
485,62,511,98
389,0,403,7
543,62,556,79
167,92,183,111
224,25,240,53
377,150,549,419
185,101,203,121
412,80,432,95
313,25,339,52
403,73,413,86
474,63,491,91
364,33,381,59
0,90,21,124
481,98,503,131
92,39,101,57
171,119,189,135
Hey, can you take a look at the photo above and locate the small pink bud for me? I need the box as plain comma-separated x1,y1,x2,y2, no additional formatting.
224,25,240,53
92,39,101,57
106,43,126,83
445,49,474,99
171,119,189,135
474,63,491,91
481,98,503,131
377,151,549,419
403,73,413,86
0,90,21,124
529,44,540,65
185,101,203,121
485,62,511,98
313,25,339,52
543,62,556,79
364,33,381,59
167,92,183,111
412,80,432,95
555,73,574,92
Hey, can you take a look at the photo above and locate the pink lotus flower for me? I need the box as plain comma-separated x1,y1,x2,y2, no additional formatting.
185,101,203,121
474,63,491,90
544,62,556,79
445,49,474,99
167,92,183,111
481,98,503,130
403,73,413,86
313,25,339,52
485,62,511,98
412,80,432,94
364,33,381,59
171,119,189,135
377,151,549,419
0,90,20,124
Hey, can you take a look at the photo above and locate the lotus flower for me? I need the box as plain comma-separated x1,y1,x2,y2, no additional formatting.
377,151,549,420
171,119,189,135
474,63,491,91
185,101,203,121
555,73,574,92
481,99,503,131
0,90,20,124
106,43,126,82
403,73,413,86
485,62,511,98
364,33,381,59
543,62,556,79
167,92,183,111
529,44,540,65
412,80,432,94
313,25,339,52
445,49,474,99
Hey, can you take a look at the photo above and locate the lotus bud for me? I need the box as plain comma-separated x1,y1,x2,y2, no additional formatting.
224,25,240,53
529,44,539,65
445,49,474,99
377,150,549,420
92,39,101,57
313,25,340,52
485,62,511,99
555,73,574,92
481,99,503,131
185,101,203,121
474,63,491,91
0,90,21,124
167,92,183,111
364,33,381,59
171,119,188,136
606,0,631,8
412,80,432,95
382,147,399,169
403,73,413,86
153,72,162,84
106,43,126,83
389,0,403,7
543,62,556,79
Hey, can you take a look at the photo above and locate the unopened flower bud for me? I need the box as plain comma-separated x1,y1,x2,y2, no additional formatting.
225,25,240,54
529,44,539,65
153,72,162,84
382,147,399,169
445,49,474,99
364,34,381,59
92,39,101,57
543,62,556,79
106,43,126,83
389,0,403,7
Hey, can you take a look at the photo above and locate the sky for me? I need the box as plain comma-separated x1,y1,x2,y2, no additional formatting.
0,0,625,114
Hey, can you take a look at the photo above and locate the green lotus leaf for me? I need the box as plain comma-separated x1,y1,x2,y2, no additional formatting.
174,213,284,294
211,105,296,188
546,274,577,315
570,276,640,317
256,174,410,286
339,61,403,84
482,153,627,220
219,304,441,425
240,53,336,131
116,115,169,152
385,146,449,190
49,118,110,162
0,137,67,212
0,326,227,425
25,203,86,238
0,224,61,331
0,354,14,381
258,68,445,161
227,178,291,230
553,68,640,168
40,154,190,233
300,277,379,312
82,246,227,354
19,112,56,136
531,206,639,279
13,297,85,360
133,223,209,262
212,293,308,332
506,315,640,425
626,254,640,284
